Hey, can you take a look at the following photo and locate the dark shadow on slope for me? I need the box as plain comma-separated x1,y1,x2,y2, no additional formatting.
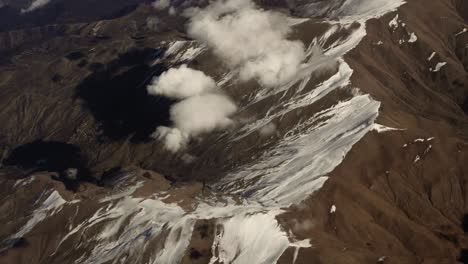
4,140,93,191
461,98,468,115
462,214,468,233
75,47,175,142
0,0,145,32
190,248,203,260
455,0,468,22
98,166,129,187
0,237,30,256
459,249,468,264
65,51,85,61
459,215,468,263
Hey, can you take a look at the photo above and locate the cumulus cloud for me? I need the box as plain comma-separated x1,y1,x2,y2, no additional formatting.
259,123,277,137
148,66,237,152
171,94,236,136
168,6,177,16
185,0,306,87
293,219,316,232
154,94,237,152
152,0,171,10
153,126,188,153
146,16,160,31
147,65,217,99
153,0,180,15
21,0,50,13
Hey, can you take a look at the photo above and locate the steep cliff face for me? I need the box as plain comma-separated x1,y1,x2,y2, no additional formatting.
0,0,467,263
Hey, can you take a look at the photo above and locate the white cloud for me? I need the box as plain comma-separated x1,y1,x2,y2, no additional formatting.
169,6,177,16
146,16,160,31
153,127,188,153
185,0,306,87
152,0,170,10
259,123,277,137
293,219,315,232
21,0,51,13
154,94,237,152
148,65,237,152
170,94,237,136
147,65,217,99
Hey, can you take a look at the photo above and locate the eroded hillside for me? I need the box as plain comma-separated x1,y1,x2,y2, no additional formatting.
0,0,467,263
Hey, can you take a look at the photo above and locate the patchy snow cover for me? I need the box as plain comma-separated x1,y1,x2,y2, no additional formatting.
164,40,185,56
152,41,206,66
50,0,407,263
414,137,435,142
11,190,66,239
13,176,35,188
402,137,434,149
329,0,405,22
428,52,436,61
209,210,310,264
222,95,380,206
330,205,337,214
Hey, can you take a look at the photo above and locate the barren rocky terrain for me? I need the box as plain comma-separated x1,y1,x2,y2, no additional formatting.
0,0,467,263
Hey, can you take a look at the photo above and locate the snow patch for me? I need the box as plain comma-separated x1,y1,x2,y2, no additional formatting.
11,191,66,238
455,28,467,37
424,145,432,154
428,52,436,61
156,41,206,65
408,32,417,43
389,14,399,30
430,62,447,72
209,211,309,264
372,124,403,133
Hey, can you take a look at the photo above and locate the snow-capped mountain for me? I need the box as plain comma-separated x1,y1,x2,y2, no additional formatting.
0,0,467,263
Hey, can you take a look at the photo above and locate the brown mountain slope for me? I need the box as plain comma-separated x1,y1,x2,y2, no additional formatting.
279,0,468,263
0,0,467,263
